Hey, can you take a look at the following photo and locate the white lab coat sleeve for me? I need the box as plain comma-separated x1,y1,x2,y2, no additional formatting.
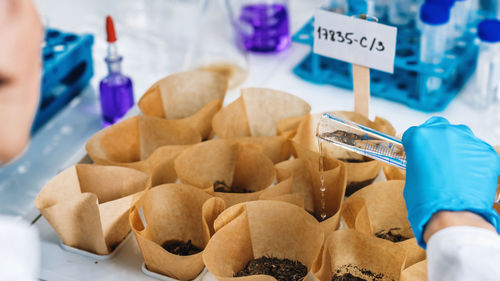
427,226,500,281
0,216,40,281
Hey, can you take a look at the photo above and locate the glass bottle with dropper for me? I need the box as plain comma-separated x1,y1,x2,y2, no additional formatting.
99,15,135,127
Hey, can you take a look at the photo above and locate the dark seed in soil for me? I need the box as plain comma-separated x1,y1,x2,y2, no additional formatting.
161,240,202,256
234,256,308,281
375,228,408,242
213,181,253,193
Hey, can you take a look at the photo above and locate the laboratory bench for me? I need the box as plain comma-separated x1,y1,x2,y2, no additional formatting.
0,0,498,280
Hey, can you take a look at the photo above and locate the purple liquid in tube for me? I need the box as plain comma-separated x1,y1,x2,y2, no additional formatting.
239,4,290,52
99,57,134,127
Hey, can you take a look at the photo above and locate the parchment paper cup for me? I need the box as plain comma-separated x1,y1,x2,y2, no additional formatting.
227,136,292,164
130,184,226,280
203,200,324,281
275,158,347,233
383,165,406,181
174,139,275,206
86,115,201,166
276,115,307,139
312,229,406,281
212,88,311,138
401,260,427,281
342,180,425,268
34,164,149,255
138,70,227,120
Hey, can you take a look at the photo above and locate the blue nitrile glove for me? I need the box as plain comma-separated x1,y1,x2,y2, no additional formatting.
403,117,500,248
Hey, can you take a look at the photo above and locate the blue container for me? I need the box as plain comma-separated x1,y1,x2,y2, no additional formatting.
32,29,94,133
291,8,483,112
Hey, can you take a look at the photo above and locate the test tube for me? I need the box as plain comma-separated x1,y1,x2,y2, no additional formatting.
316,113,407,169
422,0,455,49
451,0,472,38
469,19,500,109
322,0,348,13
419,3,451,93
366,0,388,19
389,0,424,26
469,0,479,21
389,0,412,25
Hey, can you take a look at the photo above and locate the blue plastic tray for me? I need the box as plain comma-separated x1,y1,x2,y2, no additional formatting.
32,29,94,133
292,16,480,112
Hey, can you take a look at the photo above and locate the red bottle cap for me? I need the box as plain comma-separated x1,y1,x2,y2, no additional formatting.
106,15,117,43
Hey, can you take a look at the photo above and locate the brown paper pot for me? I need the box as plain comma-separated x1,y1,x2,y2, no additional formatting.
258,178,305,208
34,164,149,255
383,164,406,181
138,70,227,120
130,184,226,280
401,260,427,281
177,99,223,140
275,158,347,233
174,139,276,206
212,88,311,138
203,200,324,281
342,180,425,268
228,136,292,164
312,229,406,281
86,115,201,166
276,115,307,138
146,145,190,187
292,112,396,196
197,63,247,90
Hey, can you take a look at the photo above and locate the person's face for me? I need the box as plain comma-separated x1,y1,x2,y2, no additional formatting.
0,0,42,164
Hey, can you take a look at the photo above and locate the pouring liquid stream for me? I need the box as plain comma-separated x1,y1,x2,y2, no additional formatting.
318,139,327,221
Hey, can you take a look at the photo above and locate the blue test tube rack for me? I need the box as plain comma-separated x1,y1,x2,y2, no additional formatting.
32,29,94,133
292,15,481,112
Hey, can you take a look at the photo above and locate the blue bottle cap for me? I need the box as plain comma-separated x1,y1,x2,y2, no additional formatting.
425,0,458,7
478,19,500,43
420,3,451,25
425,0,455,7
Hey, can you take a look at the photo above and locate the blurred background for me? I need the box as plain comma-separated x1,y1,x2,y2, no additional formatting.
0,0,498,280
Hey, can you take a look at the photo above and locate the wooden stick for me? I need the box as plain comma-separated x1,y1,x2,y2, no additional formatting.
352,14,371,119
352,64,370,119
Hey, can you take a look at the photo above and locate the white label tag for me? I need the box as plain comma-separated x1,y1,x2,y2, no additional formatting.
313,10,397,73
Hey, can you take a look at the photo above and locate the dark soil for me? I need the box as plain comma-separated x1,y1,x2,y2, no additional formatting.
213,181,253,193
161,240,202,256
340,158,372,163
234,256,308,281
323,131,364,146
332,273,367,281
345,178,376,196
332,265,388,281
375,228,408,242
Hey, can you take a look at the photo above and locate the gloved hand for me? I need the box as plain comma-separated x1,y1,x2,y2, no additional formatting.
403,117,500,248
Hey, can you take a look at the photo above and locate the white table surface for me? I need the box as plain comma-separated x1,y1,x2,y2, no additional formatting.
4,0,499,280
